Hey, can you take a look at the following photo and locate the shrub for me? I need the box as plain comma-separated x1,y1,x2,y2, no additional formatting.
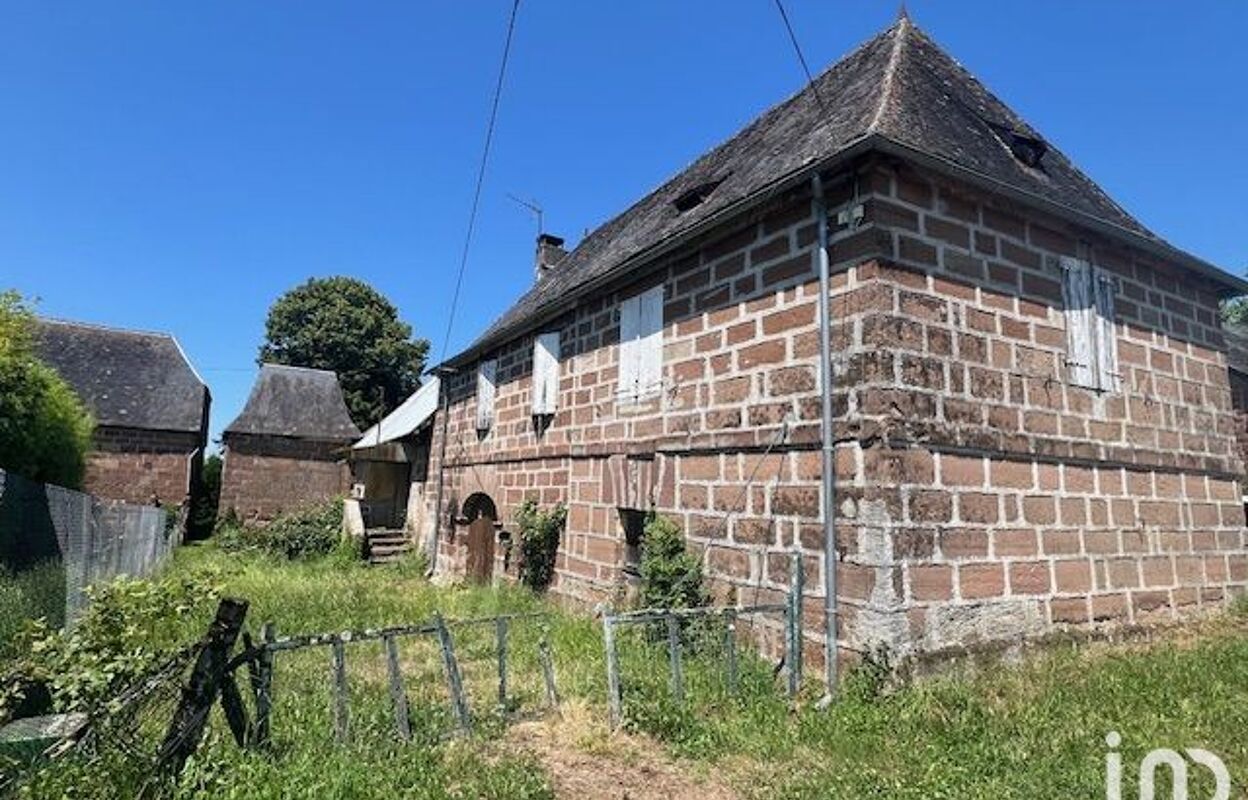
0,569,222,723
215,498,345,560
0,561,66,658
0,291,94,488
639,514,709,610
514,499,566,591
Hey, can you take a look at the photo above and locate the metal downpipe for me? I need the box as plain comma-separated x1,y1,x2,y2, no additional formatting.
812,173,839,704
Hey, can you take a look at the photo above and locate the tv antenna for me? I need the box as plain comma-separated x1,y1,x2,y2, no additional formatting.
506,193,544,237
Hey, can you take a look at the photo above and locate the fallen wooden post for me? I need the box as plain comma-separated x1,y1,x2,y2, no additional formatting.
156,597,248,776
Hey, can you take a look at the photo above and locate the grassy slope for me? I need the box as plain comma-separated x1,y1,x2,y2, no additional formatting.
23,544,1248,798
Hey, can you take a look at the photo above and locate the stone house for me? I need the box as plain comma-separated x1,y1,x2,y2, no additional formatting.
35,319,211,506
220,364,360,521
421,15,1248,668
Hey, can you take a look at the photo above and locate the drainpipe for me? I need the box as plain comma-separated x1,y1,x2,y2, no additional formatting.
812,173,839,704
429,366,456,578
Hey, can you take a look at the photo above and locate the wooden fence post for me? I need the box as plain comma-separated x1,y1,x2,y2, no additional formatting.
787,550,804,698
537,629,560,711
251,622,275,747
603,614,622,731
156,598,248,776
666,614,684,704
331,638,349,744
724,608,739,695
495,616,509,714
434,613,471,733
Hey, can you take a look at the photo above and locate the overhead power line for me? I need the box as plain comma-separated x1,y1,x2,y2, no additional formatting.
439,0,523,363
771,0,825,110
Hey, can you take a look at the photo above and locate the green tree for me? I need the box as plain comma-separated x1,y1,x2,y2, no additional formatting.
0,292,94,488
1222,296,1248,326
258,277,429,428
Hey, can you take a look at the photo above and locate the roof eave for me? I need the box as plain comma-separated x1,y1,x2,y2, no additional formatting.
441,135,880,368
869,136,1248,297
446,133,1247,367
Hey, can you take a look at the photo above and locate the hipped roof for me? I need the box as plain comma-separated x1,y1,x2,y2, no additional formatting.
225,364,360,441
35,319,209,433
450,14,1247,365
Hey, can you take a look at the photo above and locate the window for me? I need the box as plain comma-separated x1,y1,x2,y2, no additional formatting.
1061,257,1119,392
617,285,664,404
476,358,497,432
531,331,560,416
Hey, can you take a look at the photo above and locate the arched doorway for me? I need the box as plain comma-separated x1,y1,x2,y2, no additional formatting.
461,492,498,583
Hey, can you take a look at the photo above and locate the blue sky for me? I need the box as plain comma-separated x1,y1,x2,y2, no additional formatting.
3,2,1245,447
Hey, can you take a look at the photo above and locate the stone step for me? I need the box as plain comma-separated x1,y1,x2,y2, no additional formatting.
367,537,410,549
368,544,411,557
368,552,407,565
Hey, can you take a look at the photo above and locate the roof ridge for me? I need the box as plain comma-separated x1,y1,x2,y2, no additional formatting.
867,13,909,133
39,316,177,341
261,362,339,376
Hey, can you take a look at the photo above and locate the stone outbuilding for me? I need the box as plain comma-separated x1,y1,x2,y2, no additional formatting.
220,364,360,521
35,318,210,507
422,14,1248,671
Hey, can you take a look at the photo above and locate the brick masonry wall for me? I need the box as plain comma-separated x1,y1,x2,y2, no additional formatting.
431,158,1248,667
83,426,200,506
220,433,350,522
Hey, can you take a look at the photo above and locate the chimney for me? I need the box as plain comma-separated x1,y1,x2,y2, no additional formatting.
535,233,567,282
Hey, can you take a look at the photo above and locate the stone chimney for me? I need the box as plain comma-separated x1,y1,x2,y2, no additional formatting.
535,233,567,282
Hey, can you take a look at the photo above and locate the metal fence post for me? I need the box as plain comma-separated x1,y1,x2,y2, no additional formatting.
495,615,509,714
434,613,471,733
330,638,349,744
603,613,622,731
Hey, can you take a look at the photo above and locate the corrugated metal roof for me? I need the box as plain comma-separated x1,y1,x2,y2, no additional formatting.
353,377,440,449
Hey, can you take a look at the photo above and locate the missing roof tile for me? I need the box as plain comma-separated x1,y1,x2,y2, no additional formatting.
672,174,730,213
988,122,1047,170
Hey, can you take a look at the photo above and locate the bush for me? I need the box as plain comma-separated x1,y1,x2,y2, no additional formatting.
0,291,94,488
215,498,346,560
514,499,566,591
639,514,709,610
0,569,222,723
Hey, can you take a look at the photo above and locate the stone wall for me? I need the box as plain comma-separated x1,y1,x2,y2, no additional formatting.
430,158,1248,669
220,434,350,522
84,426,201,506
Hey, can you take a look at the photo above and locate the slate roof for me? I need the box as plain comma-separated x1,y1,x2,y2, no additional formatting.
35,319,209,433
225,364,361,441
452,14,1247,364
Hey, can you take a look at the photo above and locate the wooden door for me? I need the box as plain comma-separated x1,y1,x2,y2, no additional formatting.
466,515,495,583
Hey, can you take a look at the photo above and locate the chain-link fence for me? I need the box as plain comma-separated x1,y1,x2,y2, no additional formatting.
0,467,177,645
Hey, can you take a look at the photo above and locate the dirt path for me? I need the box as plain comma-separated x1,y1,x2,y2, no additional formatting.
506,702,739,800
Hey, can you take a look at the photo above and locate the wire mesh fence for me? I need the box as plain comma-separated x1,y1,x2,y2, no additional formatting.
0,467,177,645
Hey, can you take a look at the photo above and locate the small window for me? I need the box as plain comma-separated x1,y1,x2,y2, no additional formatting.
617,285,664,405
476,358,497,432
532,332,561,416
1061,257,1119,391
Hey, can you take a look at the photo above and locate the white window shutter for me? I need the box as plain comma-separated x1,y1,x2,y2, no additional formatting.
1093,272,1120,392
617,294,640,402
476,358,497,431
532,332,560,415
1061,257,1097,389
637,285,664,398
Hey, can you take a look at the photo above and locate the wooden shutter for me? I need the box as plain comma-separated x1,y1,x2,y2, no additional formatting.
617,294,640,402
636,285,664,399
1061,257,1097,389
1093,272,1120,392
532,332,560,415
476,358,497,431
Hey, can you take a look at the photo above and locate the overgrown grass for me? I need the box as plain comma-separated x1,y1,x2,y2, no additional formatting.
14,544,1248,798
0,560,65,657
